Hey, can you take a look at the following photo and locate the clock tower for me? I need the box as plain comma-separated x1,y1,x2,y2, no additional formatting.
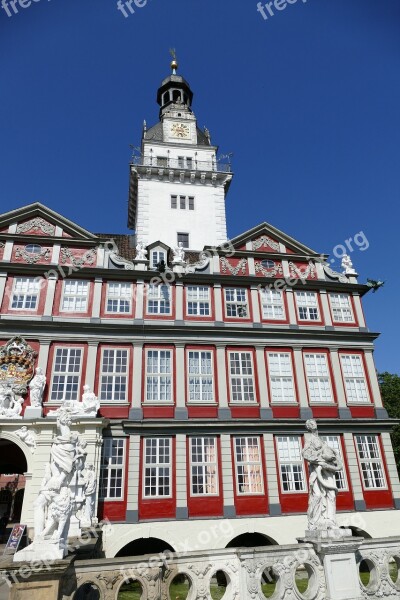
128,58,233,251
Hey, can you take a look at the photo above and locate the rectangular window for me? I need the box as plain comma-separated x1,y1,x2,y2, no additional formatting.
157,156,167,167
355,435,386,489
304,353,333,403
180,196,186,210
267,352,296,403
50,347,83,401
276,436,306,492
61,280,89,312
178,156,185,168
151,251,166,269
229,352,255,402
188,351,214,402
188,196,194,210
147,284,171,314
11,277,40,310
187,286,210,316
186,157,193,170
330,293,355,323
99,438,125,500
320,435,347,490
106,282,132,314
234,437,264,495
177,232,189,247
295,291,320,321
171,195,178,209
225,288,248,319
99,349,128,402
190,437,218,496
143,438,172,498
146,349,172,402
260,289,285,320
340,354,369,403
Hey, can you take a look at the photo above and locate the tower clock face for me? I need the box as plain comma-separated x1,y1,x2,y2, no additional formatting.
171,123,190,139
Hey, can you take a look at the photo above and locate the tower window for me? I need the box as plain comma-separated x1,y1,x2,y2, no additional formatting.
177,233,189,248
171,195,195,210
171,196,177,209
157,156,167,167
180,196,186,210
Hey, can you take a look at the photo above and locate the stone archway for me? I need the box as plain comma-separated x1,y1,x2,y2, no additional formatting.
0,436,29,540
116,537,175,558
225,532,278,548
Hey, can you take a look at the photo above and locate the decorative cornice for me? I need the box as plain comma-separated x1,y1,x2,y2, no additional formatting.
16,217,55,236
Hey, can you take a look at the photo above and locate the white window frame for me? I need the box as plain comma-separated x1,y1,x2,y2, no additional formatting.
143,438,172,498
186,286,211,317
224,288,249,319
11,277,41,311
267,352,296,404
276,436,307,493
355,435,387,490
329,293,355,323
234,437,264,495
304,353,334,404
99,348,129,403
187,350,215,403
145,349,173,404
190,437,219,497
146,284,171,315
151,250,166,269
105,282,132,314
61,280,89,313
260,288,286,320
295,291,320,321
340,354,370,404
50,346,83,403
99,438,125,501
177,232,190,248
228,351,256,403
320,435,348,490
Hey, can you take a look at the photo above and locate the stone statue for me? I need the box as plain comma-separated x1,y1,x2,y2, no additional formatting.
172,242,186,263
83,464,97,525
135,240,148,261
15,426,37,453
29,367,46,407
0,384,14,411
48,385,99,419
0,386,23,419
40,487,74,542
341,254,356,275
302,420,343,536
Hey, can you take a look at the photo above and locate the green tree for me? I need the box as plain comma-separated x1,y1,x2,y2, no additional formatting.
378,372,400,474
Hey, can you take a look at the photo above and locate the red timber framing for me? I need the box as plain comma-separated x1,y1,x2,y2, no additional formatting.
264,348,300,419
231,435,269,516
338,349,375,418
1,275,47,316
301,348,339,419
225,346,260,419
94,343,133,419
354,435,394,510
98,437,130,522
186,436,224,518
185,345,219,419
100,281,136,319
141,345,176,418
139,437,176,520
52,278,94,318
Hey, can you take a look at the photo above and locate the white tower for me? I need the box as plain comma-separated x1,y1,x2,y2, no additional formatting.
128,57,233,251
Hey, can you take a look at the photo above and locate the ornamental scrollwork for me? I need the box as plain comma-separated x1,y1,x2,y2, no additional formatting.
255,260,283,278
252,235,280,252
220,256,247,275
16,218,55,235
15,246,51,264
60,247,97,268
288,261,317,280
109,252,135,270
321,262,349,283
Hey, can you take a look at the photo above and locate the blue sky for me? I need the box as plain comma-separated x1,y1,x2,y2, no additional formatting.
1,0,399,373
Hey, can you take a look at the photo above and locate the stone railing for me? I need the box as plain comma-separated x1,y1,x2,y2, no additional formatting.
356,537,400,600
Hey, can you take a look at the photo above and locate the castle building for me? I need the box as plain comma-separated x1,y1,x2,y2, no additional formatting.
0,60,399,558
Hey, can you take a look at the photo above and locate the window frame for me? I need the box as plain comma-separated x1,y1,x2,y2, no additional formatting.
98,347,129,403
233,436,265,496
259,288,286,322
304,352,334,405
60,279,90,313
329,293,356,324
227,350,257,404
266,351,297,404
295,291,321,323
50,345,84,403
177,232,190,247
99,438,126,501
10,276,41,312
355,435,387,491
340,353,371,404
320,435,348,491
189,437,219,497
144,348,174,405
224,287,250,320
276,435,307,494
142,437,173,499
105,282,133,315
185,285,211,318
186,349,215,404
146,283,172,316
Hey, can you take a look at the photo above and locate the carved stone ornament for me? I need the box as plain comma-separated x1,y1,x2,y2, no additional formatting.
109,251,135,270
288,261,317,280
220,256,247,275
0,337,37,395
254,260,283,278
252,235,280,252
16,217,55,235
60,247,97,268
14,246,51,264
184,251,210,274
321,261,349,283
14,425,37,453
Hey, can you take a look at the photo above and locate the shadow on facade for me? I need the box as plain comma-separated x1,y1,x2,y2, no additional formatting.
225,532,278,548
116,536,176,557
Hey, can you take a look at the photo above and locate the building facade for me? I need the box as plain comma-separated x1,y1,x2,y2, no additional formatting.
0,61,399,558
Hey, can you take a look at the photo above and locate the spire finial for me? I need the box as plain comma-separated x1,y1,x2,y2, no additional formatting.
169,48,178,74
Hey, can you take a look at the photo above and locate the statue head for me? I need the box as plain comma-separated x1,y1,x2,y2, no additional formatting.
305,419,318,433
83,385,91,393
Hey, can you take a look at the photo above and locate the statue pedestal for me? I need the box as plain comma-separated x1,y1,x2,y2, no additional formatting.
300,537,364,600
134,259,149,271
14,537,67,562
172,261,186,274
303,527,352,542
24,406,42,419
